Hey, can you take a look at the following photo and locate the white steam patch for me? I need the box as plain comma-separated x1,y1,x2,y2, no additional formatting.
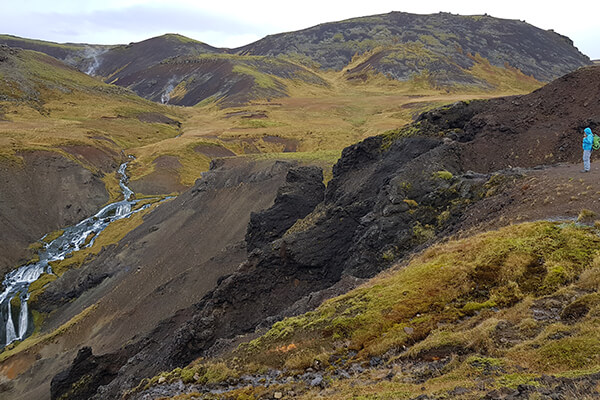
161,78,178,104
83,46,108,76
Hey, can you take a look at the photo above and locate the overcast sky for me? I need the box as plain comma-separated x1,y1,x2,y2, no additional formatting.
2,0,599,59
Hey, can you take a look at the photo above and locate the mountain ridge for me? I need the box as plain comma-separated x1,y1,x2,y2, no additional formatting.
1,11,591,106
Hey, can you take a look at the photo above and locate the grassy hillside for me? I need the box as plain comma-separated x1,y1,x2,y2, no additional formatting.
0,46,184,188
0,41,544,193
134,221,600,399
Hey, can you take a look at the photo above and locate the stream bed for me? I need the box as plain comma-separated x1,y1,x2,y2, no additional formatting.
0,162,159,347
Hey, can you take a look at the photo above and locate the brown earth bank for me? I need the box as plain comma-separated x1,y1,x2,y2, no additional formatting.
451,162,600,237
128,155,188,195
0,150,112,276
4,67,600,400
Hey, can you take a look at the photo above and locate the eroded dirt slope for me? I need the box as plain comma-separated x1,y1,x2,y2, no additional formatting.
0,151,111,276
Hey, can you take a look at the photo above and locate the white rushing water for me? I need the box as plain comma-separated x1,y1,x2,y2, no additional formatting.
0,161,155,347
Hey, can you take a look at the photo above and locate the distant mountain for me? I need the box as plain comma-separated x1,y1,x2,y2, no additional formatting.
89,34,220,80
235,12,590,84
19,34,327,107
1,12,592,106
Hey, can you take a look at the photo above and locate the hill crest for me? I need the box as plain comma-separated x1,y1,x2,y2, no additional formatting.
1,11,591,106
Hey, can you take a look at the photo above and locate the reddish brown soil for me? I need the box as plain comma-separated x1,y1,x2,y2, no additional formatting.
0,151,109,276
263,135,298,152
59,144,120,172
136,112,180,127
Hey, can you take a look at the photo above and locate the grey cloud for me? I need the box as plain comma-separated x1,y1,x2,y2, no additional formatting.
3,5,265,45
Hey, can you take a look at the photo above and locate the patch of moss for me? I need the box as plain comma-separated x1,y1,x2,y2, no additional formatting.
498,373,540,389
28,273,57,305
58,374,92,400
403,199,418,207
432,170,453,180
42,229,65,244
412,222,436,244
10,293,22,309
461,299,497,315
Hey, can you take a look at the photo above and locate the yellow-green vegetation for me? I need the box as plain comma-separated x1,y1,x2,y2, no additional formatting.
578,208,596,223
232,64,282,90
101,171,125,203
42,229,65,243
145,221,600,398
466,53,542,94
243,150,341,183
432,170,453,180
137,361,240,392
0,47,183,184
28,273,57,305
1,44,539,198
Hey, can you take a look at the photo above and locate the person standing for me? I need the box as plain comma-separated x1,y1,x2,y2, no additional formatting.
582,127,594,172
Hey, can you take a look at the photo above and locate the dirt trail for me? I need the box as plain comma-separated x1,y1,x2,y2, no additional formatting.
457,161,600,235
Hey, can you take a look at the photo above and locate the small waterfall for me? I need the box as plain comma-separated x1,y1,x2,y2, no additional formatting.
5,302,16,346
115,203,131,217
0,159,163,348
18,297,28,338
118,162,134,201
83,46,107,76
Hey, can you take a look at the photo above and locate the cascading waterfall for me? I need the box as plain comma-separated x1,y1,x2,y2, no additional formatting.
0,160,160,348
4,302,16,345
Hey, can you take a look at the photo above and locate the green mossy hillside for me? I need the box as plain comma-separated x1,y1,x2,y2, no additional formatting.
142,221,600,398
238,222,600,367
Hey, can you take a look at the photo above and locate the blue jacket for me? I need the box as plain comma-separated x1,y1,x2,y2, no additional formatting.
583,127,594,150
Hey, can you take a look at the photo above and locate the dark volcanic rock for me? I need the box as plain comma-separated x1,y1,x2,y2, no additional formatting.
246,166,325,251
79,134,489,400
51,347,128,400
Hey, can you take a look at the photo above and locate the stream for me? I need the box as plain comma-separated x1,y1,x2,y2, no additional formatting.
0,161,156,348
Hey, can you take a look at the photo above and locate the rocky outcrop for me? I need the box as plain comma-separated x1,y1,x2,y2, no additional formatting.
246,166,325,251
65,136,489,400
50,347,128,400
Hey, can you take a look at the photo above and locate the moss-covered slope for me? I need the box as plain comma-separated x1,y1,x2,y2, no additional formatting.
133,221,600,399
